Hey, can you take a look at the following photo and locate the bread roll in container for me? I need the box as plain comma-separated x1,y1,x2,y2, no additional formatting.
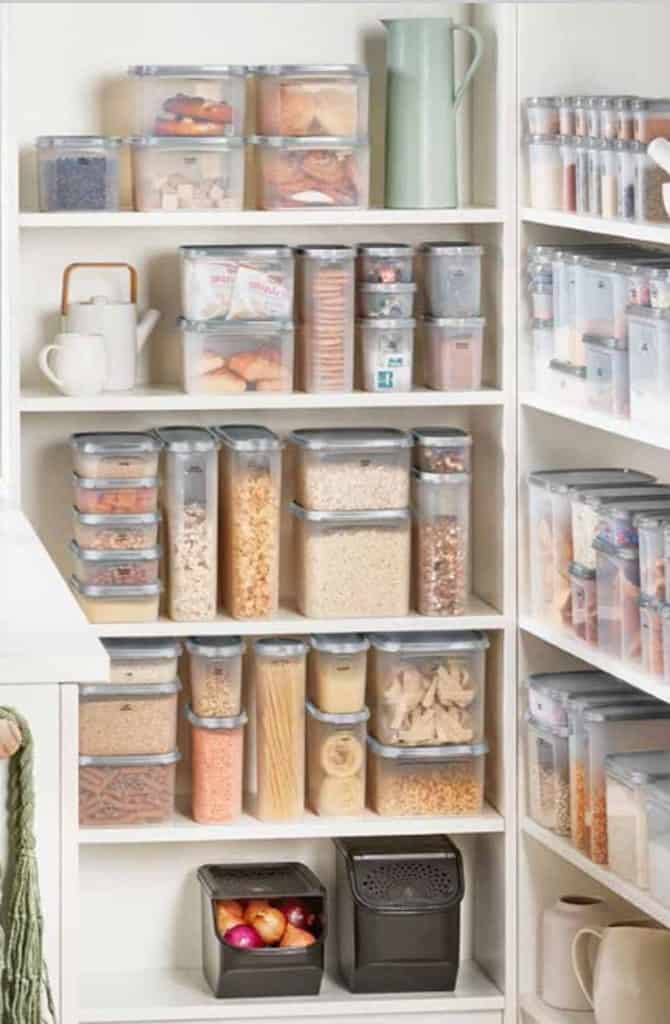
254,64,369,137
128,64,247,137
306,701,369,816
308,634,369,714
179,318,294,395
251,135,370,210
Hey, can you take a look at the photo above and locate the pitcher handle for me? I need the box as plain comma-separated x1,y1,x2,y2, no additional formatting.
61,263,137,315
571,926,603,1008
453,24,484,110
38,344,64,391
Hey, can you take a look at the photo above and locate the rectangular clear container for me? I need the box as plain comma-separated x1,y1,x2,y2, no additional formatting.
634,141,670,222
526,715,570,835
102,637,181,685
411,469,471,616
561,135,577,212
598,498,670,547
575,138,590,214
251,135,369,209
606,751,670,888
36,135,121,212
73,474,159,515
130,136,245,212
368,631,488,747
572,484,665,568
412,427,472,475
154,427,218,621
532,319,554,394
71,431,162,479
367,736,488,816
526,97,560,135
128,64,247,137
548,359,586,406
214,424,282,620
179,244,294,322
616,140,636,219
558,97,575,137
527,670,624,730
186,637,244,717
251,637,307,822
79,679,180,756
423,316,485,391
650,268,670,309
600,141,618,218
290,503,410,619
599,98,617,141
527,135,562,209
69,541,160,587
420,243,483,318
306,701,368,816
358,318,415,393
646,779,670,907
638,514,670,598
587,140,602,215
357,283,416,320
569,562,598,644
633,98,670,143
179,318,294,394
289,427,411,512
584,335,629,417
639,594,665,678
254,64,369,137
530,282,553,322
357,243,414,284
79,750,180,826
574,257,628,352
585,98,600,139
72,509,160,552
594,537,641,662
296,246,354,393
616,98,634,141
627,305,670,426
307,634,369,714
186,705,246,824
573,97,588,138
71,578,161,624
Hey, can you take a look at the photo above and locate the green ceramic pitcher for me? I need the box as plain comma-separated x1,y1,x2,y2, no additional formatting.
383,17,483,209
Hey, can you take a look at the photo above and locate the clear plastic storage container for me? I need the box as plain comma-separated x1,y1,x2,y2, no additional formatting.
73,475,159,515
599,98,617,140
251,135,369,209
79,680,180,756
594,537,641,662
527,670,622,730
634,141,670,222
616,98,634,141
72,510,160,551
215,424,282,620
358,318,415,392
528,135,562,209
638,513,670,599
573,97,588,137
186,637,244,717
411,469,471,616
606,751,670,888
103,637,181,685
179,318,294,394
548,359,586,406
128,64,247,137
307,634,369,714
575,138,590,214
587,139,602,215
561,135,577,212
558,98,575,137
368,631,488,747
130,136,245,211
639,594,665,678
615,139,636,219
530,281,554,322
358,283,416,320
37,136,121,211
180,244,294,322
569,562,598,644
289,427,411,512
571,483,665,568
290,503,410,619
296,246,354,393
600,140,618,218
585,98,600,139
357,243,414,284
306,701,368,816
650,268,670,309
154,427,218,621
71,432,161,479
627,305,670,427
71,578,161,624
584,335,630,417
69,541,160,587
412,427,472,475
598,497,670,547
532,318,555,394
420,243,483,318
633,98,670,143
575,257,628,351
79,750,180,826
423,316,485,391
526,715,571,835
367,736,488,816
254,64,369,137
646,779,670,907
526,97,560,135
186,705,246,824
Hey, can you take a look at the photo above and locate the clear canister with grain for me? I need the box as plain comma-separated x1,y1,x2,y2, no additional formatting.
411,468,470,616
186,705,246,824
296,245,355,393
307,634,369,714
186,636,244,717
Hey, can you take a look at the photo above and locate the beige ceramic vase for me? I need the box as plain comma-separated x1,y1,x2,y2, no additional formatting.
540,895,612,1011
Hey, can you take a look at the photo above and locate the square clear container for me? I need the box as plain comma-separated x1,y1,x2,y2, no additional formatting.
411,469,471,616
606,750,670,888
36,135,121,212
597,497,670,548
73,474,159,515
71,578,161,624
420,243,483,318
634,141,670,222
69,540,160,587
153,427,218,622
633,98,670,143
130,136,245,212
575,257,628,352
307,634,369,714
627,305,670,426
290,503,410,619
639,594,665,678
186,637,244,717
587,140,602,216
423,316,485,391
179,318,294,395
569,561,598,644
254,64,369,137
251,637,307,822
616,98,634,141
616,140,636,219
600,141,618,218
650,268,670,309
532,318,555,394
584,335,630,417
368,631,488,747
79,679,180,756
296,246,354,393
251,135,369,209
638,513,670,598
561,135,577,212
289,427,411,512
367,736,488,816
412,427,472,475
526,97,560,135
558,97,575,137
79,750,180,826
646,779,670,907
527,135,562,210
306,701,368,817
575,138,590,214
527,670,623,731
548,359,586,406
358,317,415,393
102,637,181,685
357,283,416,320
585,98,600,138
357,243,414,284
214,424,282,620
572,484,666,568
71,432,161,479
526,715,571,835
128,64,247,137
530,281,554,322
599,98,618,141
72,509,160,552
573,97,588,138
180,243,294,323
186,705,246,824
594,537,641,662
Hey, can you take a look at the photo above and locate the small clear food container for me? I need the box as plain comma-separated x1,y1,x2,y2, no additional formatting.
251,135,369,209
306,700,369,817
186,705,246,824
530,281,553,322
214,424,282,620
307,634,369,714
71,432,161,479
79,750,180,826
526,715,570,835
527,135,562,210
72,510,160,552
598,498,670,547
367,736,488,816
186,637,244,718
585,98,600,138
254,64,369,137
71,578,161,624
599,140,618,218
102,637,181,685
584,335,630,418
36,135,121,212
532,318,555,394
627,305,670,427
128,64,247,137
561,135,577,213
357,243,414,284
572,484,667,568
574,257,628,350
665,606,670,683
358,317,415,393
573,97,588,137
411,469,471,616
73,475,159,515
527,670,625,731
568,562,598,644
79,679,180,757
616,97,634,141
605,750,670,888
368,631,488,747
420,243,483,318
423,316,485,391
594,537,641,662
296,246,354,393
575,138,590,214
525,97,560,135
616,139,635,219
289,427,411,512
633,98,670,143
650,268,670,309
69,540,160,587
130,136,245,212
548,359,586,406
587,140,602,215
646,779,670,907
358,283,416,320
638,514,670,598
639,594,665,678
412,427,472,475
558,97,575,136
599,97,617,140
634,141,670,222
180,318,294,395
180,244,294,322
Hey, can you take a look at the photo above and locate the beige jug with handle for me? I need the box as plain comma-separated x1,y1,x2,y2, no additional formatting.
572,920,670,1023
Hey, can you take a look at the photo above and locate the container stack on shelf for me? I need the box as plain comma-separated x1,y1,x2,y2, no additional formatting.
356,243,416,392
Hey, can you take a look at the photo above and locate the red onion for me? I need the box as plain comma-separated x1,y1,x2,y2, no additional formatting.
223,923,265,949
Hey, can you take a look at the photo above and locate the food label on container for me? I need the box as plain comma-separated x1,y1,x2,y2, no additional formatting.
584,271,615,326
229,266,291,320
630,322,659,398
371,337,411,391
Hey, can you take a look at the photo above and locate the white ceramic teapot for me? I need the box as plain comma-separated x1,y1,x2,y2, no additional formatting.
61,262,160,391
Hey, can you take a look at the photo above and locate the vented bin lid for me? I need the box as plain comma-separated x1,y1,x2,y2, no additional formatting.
198,862,325,900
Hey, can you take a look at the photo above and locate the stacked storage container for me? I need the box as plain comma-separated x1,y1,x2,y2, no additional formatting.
356,243,416,392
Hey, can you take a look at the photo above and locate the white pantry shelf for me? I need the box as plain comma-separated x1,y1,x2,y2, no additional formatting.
520,994,593,1024
521,393,670,451
522,208,670,245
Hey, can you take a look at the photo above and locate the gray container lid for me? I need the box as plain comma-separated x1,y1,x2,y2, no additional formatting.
296,245,354,260
525,96,559,107
533,319,554,329
419,242,484,255
252,637,308,658
584,704,670,724
71,577,162,599
528,468,655,493
412,427,472,449
411,467,470,486
527,134,563,145
289,501,410,525
250,134,364,147
359,283,417,294
177,317,292,334
583,334,628,352
253,63,368,77
185,636,245,658
288,427,412,451
422,316,486,328
357,243,413,256
185,704,248,730
73,510,160,526
79,749,181,768
577,484,670,506
632,97,670,112
636,511,670,528
370,631,489,654
603,498,670,517
73,473,158,489
212,425,282,452
152,426,218,452
310,633,369,655
627,303,670,321
69,540,161,563
180,243,292,259
129,135,245,149
357,317,416,329
550,358,586,379
305,700,370,726
367,735,489,761
527,671,622,695
592,536,639,560
70,431,162,455
129,64,247,77
102,637,181,660
79,679,181,699
568,561,596,581
37,135,123,148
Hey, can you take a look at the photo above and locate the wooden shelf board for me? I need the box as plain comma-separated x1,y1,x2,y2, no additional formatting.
522,207,670,245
